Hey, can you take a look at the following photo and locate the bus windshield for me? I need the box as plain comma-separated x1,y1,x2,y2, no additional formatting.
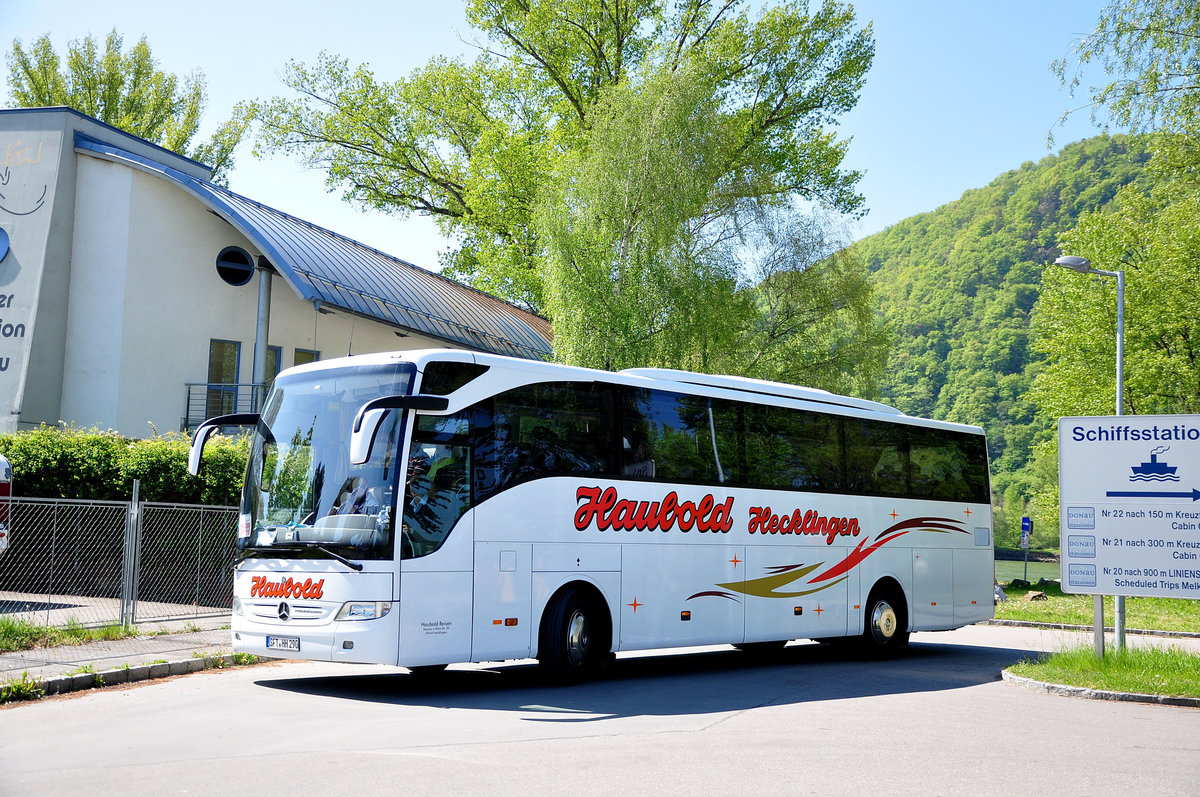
241,361,415,561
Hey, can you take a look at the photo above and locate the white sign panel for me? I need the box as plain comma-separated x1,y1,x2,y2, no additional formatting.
0,128,63,432
1059,416,1200,600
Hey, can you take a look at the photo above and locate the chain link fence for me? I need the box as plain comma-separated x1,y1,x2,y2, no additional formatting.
0,494,238,628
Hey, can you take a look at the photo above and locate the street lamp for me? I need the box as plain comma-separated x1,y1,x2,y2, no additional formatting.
1052,254,1126,656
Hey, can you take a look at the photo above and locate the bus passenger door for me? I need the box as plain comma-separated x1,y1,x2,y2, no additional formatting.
397,566,473,667
396,507,474,668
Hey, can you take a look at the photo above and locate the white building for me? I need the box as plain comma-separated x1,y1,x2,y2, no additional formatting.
0,107,551,436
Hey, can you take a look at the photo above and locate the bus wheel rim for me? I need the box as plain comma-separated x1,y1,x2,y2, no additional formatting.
870,601,897,644
566,609,590,667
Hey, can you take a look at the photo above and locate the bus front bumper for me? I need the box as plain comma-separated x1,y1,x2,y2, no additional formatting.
231,614,398,666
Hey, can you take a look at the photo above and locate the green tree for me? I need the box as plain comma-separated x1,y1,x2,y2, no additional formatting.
537,46,885,379
539,61,749,370
1029,0,1200,528
5,30,247,185
247,0,874,318
1054,0,1200,135
1031,185,1200,414
725,210,889,395
1053,0,1200,180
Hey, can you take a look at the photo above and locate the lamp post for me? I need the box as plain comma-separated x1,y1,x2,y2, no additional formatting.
1053,255,1126,656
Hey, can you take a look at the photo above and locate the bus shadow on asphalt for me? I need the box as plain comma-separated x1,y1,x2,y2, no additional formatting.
255,638,1036,720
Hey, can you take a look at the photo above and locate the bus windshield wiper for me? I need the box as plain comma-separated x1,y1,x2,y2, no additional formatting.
270,542,365,572
234,543,364,571
234,546,274,565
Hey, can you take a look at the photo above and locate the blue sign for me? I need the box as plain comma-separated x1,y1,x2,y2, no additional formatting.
1021,516,1031,533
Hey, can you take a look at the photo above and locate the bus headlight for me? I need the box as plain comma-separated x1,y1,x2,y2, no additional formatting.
232,596,243,616
335,601,392,621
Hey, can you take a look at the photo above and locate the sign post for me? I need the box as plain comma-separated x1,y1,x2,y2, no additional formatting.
1020,516,1032,582
1059,415,1200,659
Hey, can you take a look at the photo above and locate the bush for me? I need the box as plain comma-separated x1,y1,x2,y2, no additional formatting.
0,425,248,505
197,435,250,506
0,426,125,499
120,437,202,503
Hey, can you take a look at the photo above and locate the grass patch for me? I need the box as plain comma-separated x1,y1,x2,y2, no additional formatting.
1010,646,1200,699
196,651,262,669
995,581,1200,633
0,672,45,704
0,618,136,652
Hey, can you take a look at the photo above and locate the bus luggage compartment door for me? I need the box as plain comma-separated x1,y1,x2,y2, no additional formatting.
620,544,744,649
472,542,532,660
912,548,955,630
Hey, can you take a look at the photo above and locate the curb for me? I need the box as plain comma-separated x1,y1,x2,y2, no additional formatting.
985,619,1200,639
1000,670,1200,708
40,654,233,696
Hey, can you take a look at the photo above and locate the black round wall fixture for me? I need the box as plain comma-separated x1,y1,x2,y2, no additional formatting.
216,246,254,286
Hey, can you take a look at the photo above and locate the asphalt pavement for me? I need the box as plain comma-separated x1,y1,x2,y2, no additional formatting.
2,616,1198,702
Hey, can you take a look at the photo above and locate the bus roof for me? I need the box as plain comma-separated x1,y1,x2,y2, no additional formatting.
279,348,983,435
619,368,903,416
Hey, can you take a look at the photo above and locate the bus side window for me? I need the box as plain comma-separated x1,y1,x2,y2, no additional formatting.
403,412,474,558
623,388,722,483
910,427,990,503
844,417,909,497
741,404,844,492
475,382,615,501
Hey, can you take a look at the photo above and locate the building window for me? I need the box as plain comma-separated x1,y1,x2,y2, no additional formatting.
215,246,254,286
206,339,241,416
266,345,282,382
294,348,319,367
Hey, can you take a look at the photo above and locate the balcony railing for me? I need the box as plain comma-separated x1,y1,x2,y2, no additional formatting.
181,383,266,431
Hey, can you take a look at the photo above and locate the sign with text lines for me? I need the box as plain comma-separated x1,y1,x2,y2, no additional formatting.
1059,415,1200,599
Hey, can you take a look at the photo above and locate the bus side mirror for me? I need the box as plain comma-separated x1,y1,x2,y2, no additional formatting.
350,395,450,465
188,413,260,475
351,408,388,465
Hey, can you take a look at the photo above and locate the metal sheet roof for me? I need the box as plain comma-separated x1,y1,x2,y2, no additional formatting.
74,132,552,360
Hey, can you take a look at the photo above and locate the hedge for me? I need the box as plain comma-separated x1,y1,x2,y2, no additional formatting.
0,425,249,505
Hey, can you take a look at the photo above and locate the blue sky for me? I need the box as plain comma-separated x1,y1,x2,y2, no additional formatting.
4,0,1118,270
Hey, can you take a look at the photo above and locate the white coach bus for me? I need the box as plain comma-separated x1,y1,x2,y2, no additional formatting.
190,349,994,682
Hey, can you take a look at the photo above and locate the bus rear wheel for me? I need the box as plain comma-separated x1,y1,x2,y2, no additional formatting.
862,585,909,655
539,586,610,684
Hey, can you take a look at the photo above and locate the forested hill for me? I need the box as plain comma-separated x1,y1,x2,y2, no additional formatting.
851,134,1151,492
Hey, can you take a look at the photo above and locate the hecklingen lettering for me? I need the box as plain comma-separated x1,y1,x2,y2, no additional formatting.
747,506,861,545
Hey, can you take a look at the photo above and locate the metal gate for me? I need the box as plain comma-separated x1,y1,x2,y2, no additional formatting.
0,494,238,628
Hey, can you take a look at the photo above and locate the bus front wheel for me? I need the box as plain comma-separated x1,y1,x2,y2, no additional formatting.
539,586,610,684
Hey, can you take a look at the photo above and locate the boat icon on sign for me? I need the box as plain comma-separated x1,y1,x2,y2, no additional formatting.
1130,447,1179,482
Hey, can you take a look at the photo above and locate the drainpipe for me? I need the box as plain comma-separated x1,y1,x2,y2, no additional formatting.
251,257,274,410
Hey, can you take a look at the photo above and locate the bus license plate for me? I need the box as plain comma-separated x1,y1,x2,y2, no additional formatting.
266,636,300,652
